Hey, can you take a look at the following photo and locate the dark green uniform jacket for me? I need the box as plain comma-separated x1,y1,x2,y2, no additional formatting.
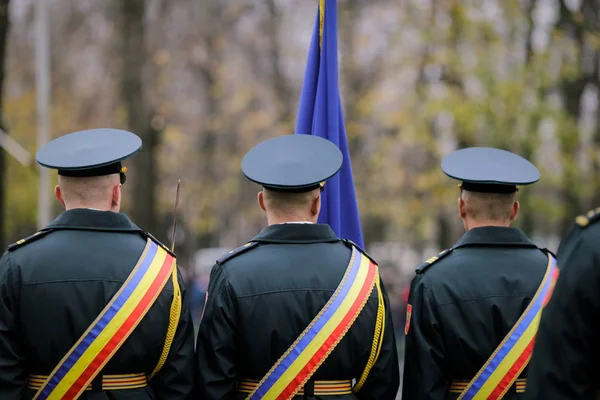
525,209,600,400
195,223,400,400
0,209,195,400
402,226,549,400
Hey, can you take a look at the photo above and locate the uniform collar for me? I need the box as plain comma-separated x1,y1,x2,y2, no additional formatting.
453,226,538,249
252,223,340,244
46,208,142,232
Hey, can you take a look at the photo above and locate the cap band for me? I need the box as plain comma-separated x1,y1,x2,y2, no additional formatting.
460,182,518,193
263,183,323,193
58,162,127,184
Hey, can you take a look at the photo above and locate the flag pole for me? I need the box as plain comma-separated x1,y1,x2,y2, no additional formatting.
319,0,325,47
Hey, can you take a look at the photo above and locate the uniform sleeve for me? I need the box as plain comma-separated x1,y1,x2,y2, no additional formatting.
196,263,238,400
0,251,27,399
525,234,600,399
150,269,196,399
355,277,400,400
402,273,447,400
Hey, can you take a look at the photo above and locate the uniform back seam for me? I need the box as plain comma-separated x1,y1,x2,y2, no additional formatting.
435,293,536,307
236,288,377,299
22,278,175,290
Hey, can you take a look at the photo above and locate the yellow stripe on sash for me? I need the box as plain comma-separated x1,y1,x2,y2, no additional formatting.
260,254,373,398
472,316,538,398
35,241,172,400
457,254,557,400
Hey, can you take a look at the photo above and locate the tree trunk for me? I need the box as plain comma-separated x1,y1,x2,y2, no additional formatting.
265,0,293,129
556,0,596,235
194,1,249,247
518,0,538,237
338,2,388,246
196,11,220,248
437,0,469,249
558,68,584,232
0,0,11,251
587,1,600,207
119,0,160,235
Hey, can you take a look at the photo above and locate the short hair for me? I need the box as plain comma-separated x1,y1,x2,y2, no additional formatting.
58,174,119,205
461,190,516,221
262,188,319,217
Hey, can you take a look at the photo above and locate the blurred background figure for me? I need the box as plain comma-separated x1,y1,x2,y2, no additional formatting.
190,246,226,328
187,275,206,328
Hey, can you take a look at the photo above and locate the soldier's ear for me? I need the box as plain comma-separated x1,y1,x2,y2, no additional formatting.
311,191,321,217
54,185,66,209
458,197,466,219
258,191,267,212
111,183,122,210
510,201,520,221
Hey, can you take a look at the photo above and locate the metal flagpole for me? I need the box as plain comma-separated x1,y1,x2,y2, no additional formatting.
35,0,51,228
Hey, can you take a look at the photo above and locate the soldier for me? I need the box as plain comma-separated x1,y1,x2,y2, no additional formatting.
196,134,400,399
402,147,558,400
0,129,195,399
525,207,600,399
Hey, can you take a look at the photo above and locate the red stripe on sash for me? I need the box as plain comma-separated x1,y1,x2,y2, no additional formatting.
488,338,535,399
279,261,377,399
542,268,559,307
64,255,175,398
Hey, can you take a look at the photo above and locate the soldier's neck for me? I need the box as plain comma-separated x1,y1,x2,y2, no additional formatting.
267,213,317,226
465,220,511,230
64,203,117,213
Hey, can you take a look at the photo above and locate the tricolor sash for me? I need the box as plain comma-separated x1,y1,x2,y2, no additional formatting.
247,246,379,400
457,253,559,400
33,238,176,400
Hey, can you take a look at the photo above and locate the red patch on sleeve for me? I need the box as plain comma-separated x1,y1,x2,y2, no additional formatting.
405,304,412,335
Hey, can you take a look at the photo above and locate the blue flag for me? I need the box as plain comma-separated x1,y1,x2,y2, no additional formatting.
295,0,365,247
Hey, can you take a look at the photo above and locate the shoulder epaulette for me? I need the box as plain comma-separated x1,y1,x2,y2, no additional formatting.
341,238,378,265
575,207,600,228
7,229,54,251
142,231,176,257
216,241,259,264
416,248,453,274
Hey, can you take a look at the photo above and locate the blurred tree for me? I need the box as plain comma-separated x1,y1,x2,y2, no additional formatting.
518,0,539,237
119,0,161,235
2,0,599,271
192,0,228,247
556,0,598,233
265,0,293,129
558,1,600,211
0,0,10,251
338,1,390,244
